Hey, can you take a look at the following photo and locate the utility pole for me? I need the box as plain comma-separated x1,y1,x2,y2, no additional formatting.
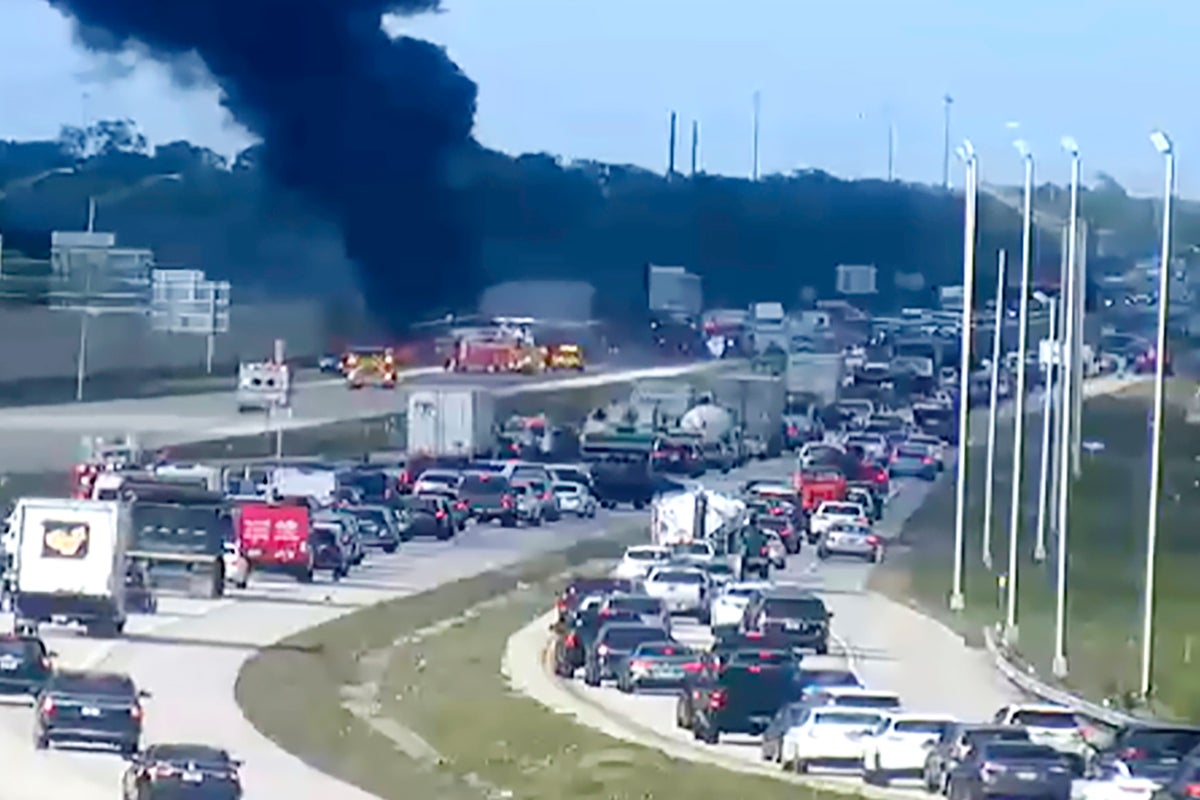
691,120,699,177
667,111,677,178
752,91,761,182
942,94,954,190
887,121,896,182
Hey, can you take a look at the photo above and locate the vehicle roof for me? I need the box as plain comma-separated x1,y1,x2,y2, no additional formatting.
145,743,231,762
625,544,669,553
883,712,958,722
819,686,900,698
1004,703,1076,714
807,705,887,717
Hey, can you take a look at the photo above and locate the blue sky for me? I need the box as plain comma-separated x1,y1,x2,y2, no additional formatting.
0,0,1191,195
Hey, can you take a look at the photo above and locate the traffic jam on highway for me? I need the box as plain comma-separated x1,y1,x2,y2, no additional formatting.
0,307,1186,800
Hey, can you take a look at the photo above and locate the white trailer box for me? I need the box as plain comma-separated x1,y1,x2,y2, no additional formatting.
651,489,745,546
269,466,337,504
407,388,496,458
12,498,130,635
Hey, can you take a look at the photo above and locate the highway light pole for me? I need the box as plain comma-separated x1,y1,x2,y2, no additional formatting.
87,173,182,232
1140,130,1175,699
981,248,1007,571
1005,141,1035,642
1052,136,1081,679
1033,296,1057,563
950,139,977,612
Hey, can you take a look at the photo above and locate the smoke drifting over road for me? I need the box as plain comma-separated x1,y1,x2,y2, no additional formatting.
47,0,481,330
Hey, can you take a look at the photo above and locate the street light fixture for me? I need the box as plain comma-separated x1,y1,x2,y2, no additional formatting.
950,138,978,612
0,167,75,202
1051,135,1081,679
87,173,183,233
1004,138,1035,643
1140,129,1175,699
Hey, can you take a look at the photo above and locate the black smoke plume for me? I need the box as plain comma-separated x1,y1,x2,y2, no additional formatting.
47,0,481,331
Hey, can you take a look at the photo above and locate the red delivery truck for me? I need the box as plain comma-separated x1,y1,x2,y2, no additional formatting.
235,501,313,583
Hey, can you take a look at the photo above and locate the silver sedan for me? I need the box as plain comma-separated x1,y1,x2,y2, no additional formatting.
817,522,883,563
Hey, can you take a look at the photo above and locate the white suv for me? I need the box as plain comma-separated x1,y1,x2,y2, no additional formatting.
708,582,769,632
612,545,671,580
810,502,870,537
859,713,956,785
780,707,886,773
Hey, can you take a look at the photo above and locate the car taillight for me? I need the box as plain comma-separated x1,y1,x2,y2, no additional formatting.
981,761,1007,777
1184,784,1200,799
683,661,703,673
556,598,567,610
40,656,51,670
542,491,552,501
456,500,468,510
599,608,612,617
875,471,887,482
747,665,763,673
787,425,798,435
151,764,176,779
435,509,446,520
40,696,55,715
759,547,768,556
565,633,578,647
630,660,652,670
923,457,934,464
770,507,783,515
856,517,868,525
501,495,513,509
708,690,727,709
130,704,143,722
745,630,763,639
597,644,610,656
1120,747,1147,760
867,535,880,545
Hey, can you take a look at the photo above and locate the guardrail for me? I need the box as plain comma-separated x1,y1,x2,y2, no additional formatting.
983,625,1148,729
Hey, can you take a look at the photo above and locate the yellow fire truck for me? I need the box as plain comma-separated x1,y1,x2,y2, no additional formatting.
343,346,399,389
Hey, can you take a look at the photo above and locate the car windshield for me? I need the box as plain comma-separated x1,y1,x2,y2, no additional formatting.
706,563,733,575
626,548,666,561
965,728,1031,746
984,743,1062,761
834,694,899,709
764,597,827,618
553,483,579,493
0,638,42,659
634,643,690,657
652,570,704,584
897,447,928,458
410,497,444,512
609,596,663,614
51,673,135,696
895,720,953,735
1011,710,1078,729
550,468,590,485
418,472,458,485
724,586,763,599
1120,728,1200,756
799,669,859,688
815,712,882,727
461,474,508,493
148,744,231,766
600,627,667,648
675,543,710,555
822,504,860,516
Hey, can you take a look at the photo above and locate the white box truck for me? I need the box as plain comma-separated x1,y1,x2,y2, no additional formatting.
407,388,496,459
11,498,130,637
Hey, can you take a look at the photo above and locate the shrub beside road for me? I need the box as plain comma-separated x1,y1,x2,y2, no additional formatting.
876,385,1200,719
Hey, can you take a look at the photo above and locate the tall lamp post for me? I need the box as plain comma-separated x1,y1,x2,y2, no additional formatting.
950,139,978,612
981,249,1007,570
1004,139,1035,643
1051,135,1081,679
87,173,182,232
1140,130,1175,699
1033,296,1057,563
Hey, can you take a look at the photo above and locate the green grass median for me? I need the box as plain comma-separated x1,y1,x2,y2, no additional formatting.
874,385,1200,720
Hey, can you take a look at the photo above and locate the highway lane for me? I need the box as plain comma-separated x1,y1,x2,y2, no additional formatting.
560,457,1021,797
0,360,725,472
0,508,636,800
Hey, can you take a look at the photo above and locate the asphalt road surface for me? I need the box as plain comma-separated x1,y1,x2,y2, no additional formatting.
0,361,719,472
0,508,633,800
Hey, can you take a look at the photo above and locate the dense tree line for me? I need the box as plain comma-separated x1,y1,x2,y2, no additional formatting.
0,118,1166,323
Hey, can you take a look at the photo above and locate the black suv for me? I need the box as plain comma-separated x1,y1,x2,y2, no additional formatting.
122,743,244,799
1098,723,1200,783
36,669,149,754
552,603,640,678
739,590,832,654
0,633,54,698
583,623,671,686
686,660,801,743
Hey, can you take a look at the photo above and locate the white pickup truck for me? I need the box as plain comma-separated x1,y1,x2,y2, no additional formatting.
642,566,711,622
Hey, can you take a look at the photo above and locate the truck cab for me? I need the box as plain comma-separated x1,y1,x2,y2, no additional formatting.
237,360,291,412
